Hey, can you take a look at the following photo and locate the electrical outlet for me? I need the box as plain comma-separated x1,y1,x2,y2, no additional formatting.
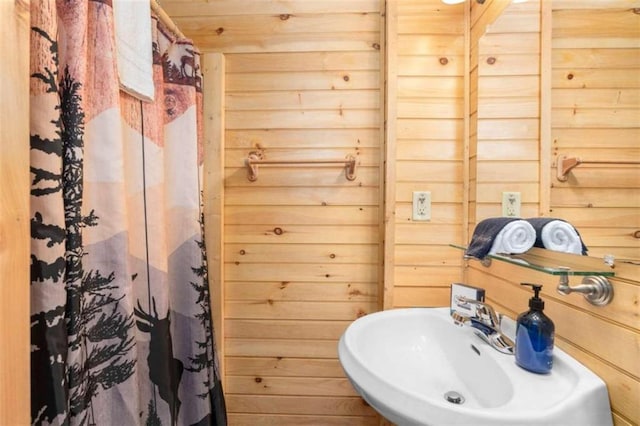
412,191,431,221
502,192,521,217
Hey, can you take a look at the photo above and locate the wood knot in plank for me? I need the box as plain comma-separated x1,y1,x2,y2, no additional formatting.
215,27,224,35
486,56,496,65
279,14,292,20
273,227,284,235
439,57,449,65
349,289,363,297
633,230,640,239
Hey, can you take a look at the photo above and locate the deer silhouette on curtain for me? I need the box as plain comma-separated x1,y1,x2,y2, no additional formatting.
29,1,226,424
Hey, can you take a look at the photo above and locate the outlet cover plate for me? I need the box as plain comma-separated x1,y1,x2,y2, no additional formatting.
412,191,431,221
502,191,521,217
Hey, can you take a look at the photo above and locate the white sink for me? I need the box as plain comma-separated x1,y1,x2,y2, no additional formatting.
338,307,612,426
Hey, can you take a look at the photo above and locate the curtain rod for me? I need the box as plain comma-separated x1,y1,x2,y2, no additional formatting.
150,0,187,40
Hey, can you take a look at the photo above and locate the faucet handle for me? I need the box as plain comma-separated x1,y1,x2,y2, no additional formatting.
457,297,500,328
451,311,468,326
475,305,497,327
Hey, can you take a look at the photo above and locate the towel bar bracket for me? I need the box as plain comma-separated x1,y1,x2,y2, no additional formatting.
344,155,357,181
246,152,261,182
557,155,581,182
245,151,357,182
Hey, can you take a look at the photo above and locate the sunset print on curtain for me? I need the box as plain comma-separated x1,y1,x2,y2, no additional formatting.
29,1,226,424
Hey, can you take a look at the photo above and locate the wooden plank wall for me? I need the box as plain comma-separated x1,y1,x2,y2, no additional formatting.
476,0,542,220
391,0,466,308
0,0,634,424
550,0,640,259
468,0,514,254
0,1,31,425
166,0,639,424
546,2,639,423
165,1,384,424
467,2,640,426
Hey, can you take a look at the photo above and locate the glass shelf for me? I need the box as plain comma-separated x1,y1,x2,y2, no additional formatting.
450,244,615,277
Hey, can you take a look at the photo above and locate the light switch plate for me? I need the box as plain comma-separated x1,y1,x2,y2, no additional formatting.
412,191,431,221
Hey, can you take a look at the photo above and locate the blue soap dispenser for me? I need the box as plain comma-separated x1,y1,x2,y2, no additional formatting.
516,283,555,374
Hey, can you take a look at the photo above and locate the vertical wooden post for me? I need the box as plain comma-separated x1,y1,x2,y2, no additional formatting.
462,0,471,282
202,53,226,386
382,0,397,311
538,0,552,217
0,1,31,424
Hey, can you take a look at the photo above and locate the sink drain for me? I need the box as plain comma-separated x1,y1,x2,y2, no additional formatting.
444,391,465,404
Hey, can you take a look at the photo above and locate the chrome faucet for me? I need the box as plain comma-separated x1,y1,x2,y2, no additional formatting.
451,297,515,355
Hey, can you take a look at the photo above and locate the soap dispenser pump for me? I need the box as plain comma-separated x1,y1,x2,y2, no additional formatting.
515,283,555,374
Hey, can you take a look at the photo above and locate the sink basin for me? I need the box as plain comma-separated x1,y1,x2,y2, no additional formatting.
338,307,612,426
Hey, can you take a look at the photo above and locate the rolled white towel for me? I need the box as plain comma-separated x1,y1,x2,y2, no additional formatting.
538,220,584,255
489,220,536,255
466,218,536,259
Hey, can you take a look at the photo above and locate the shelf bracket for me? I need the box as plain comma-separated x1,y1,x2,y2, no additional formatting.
557,273,614,306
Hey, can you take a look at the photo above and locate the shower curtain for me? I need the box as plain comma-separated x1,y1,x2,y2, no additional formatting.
29,1,226,425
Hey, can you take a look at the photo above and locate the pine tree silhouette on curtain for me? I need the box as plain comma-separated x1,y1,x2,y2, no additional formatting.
185,214,227,426
30,1,227,424
58,64,136,423
187,214,216,394
30,23,69,424
30,22,136,425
